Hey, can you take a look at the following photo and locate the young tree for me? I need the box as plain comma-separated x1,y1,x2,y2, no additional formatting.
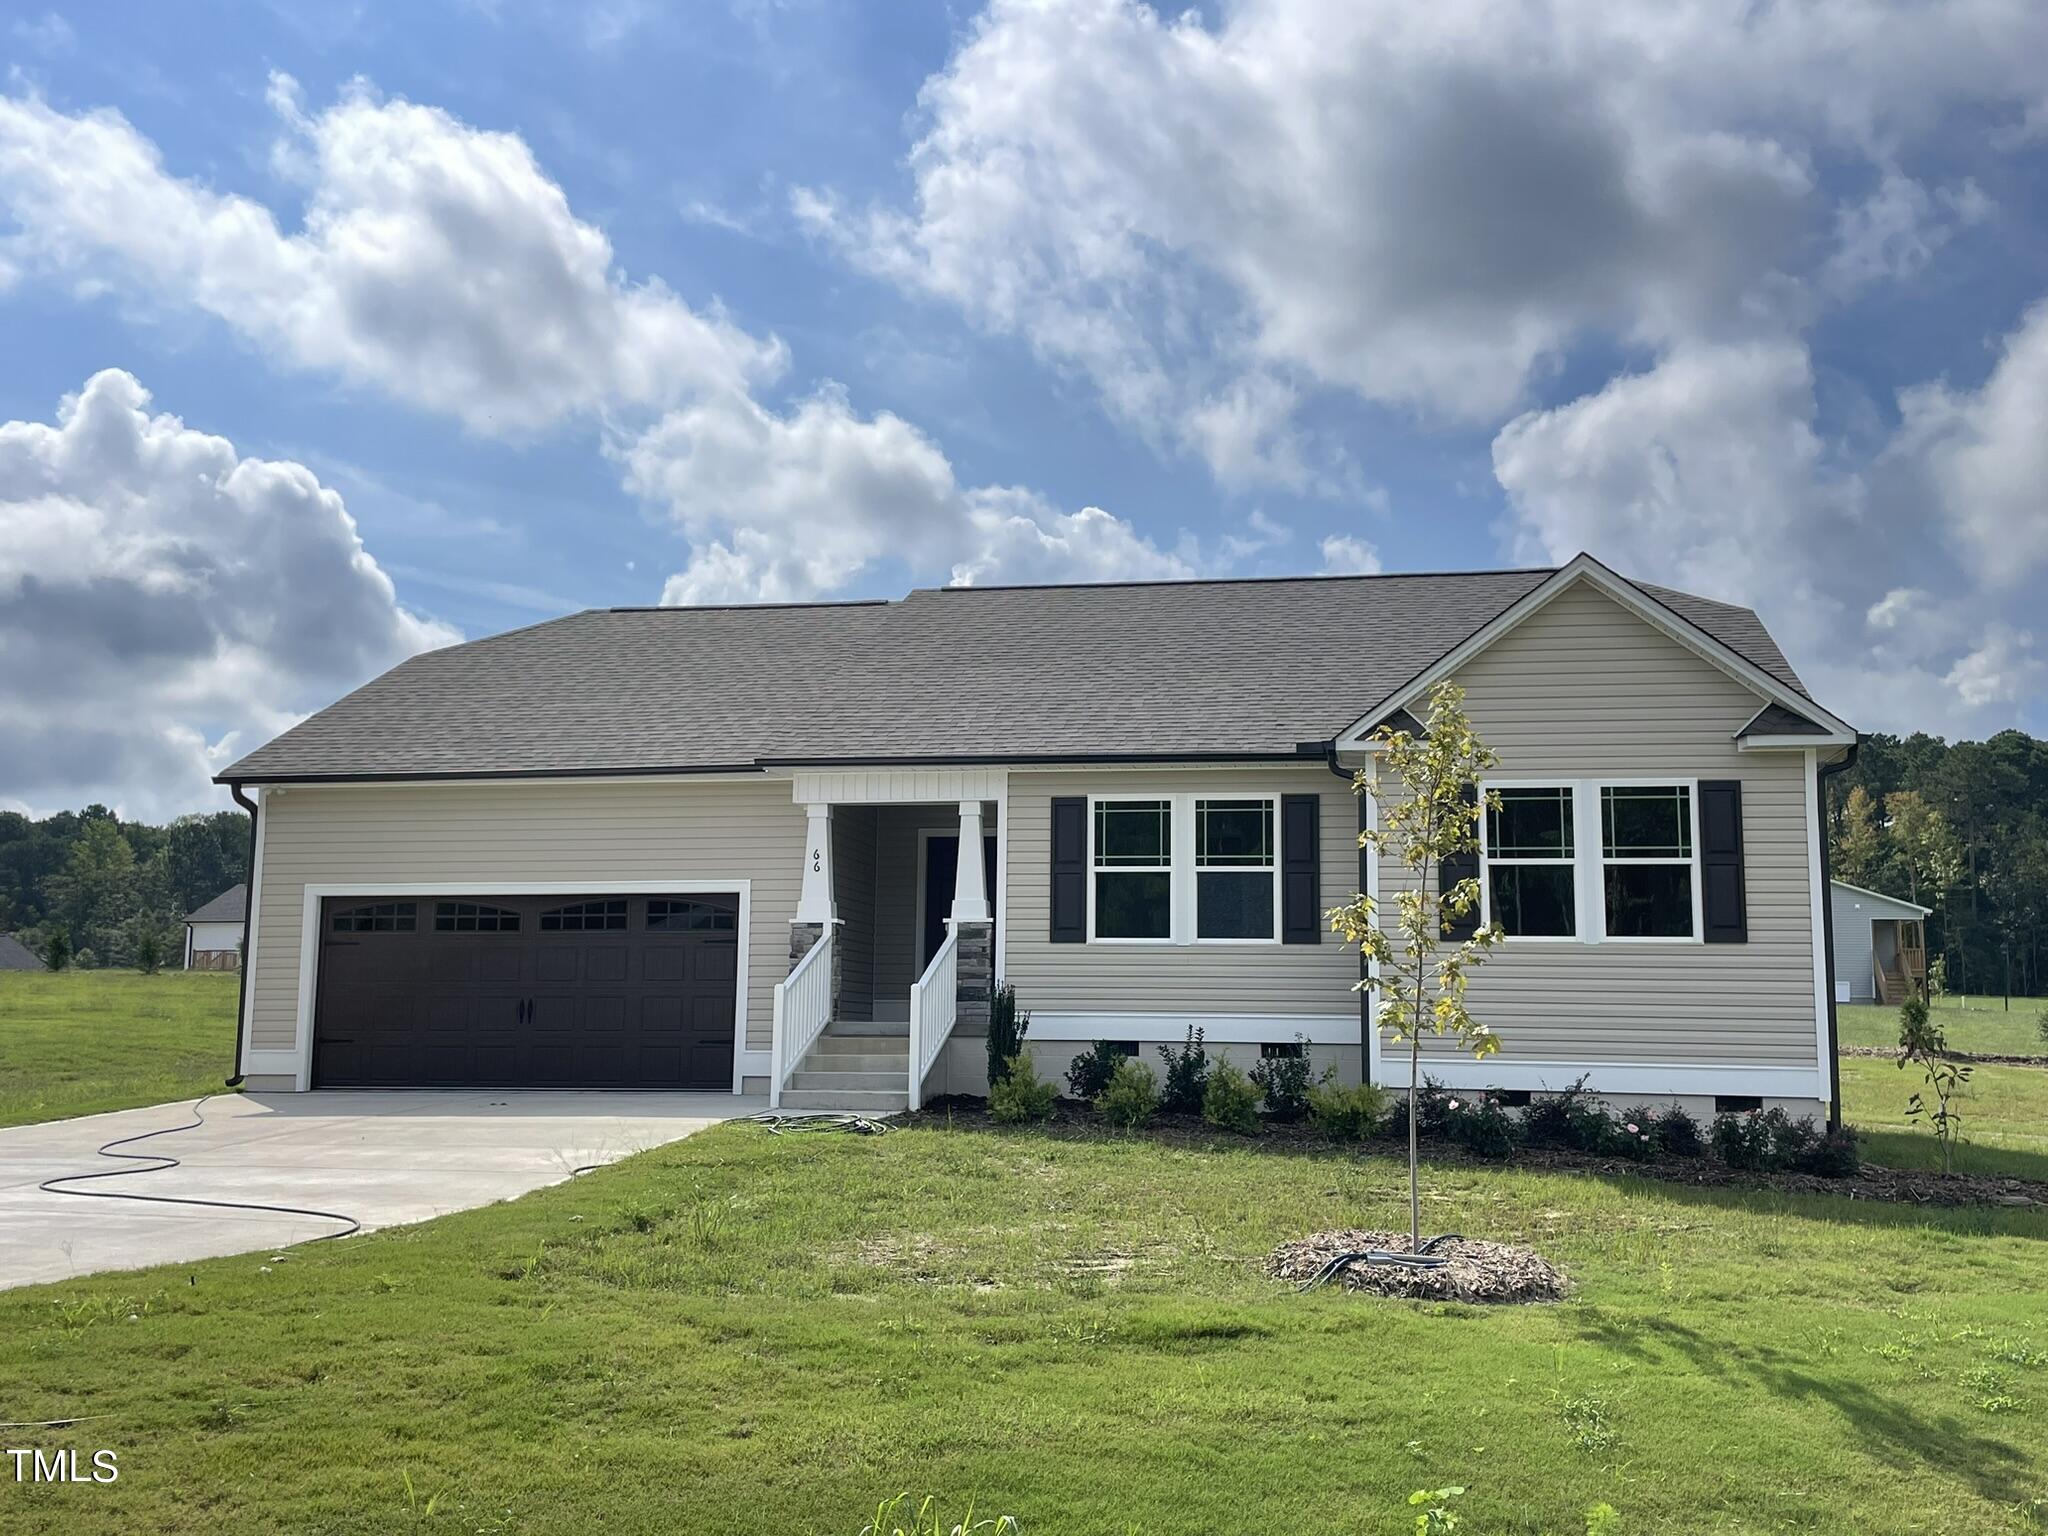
1328,680,1504,1251
1897,995,1971,1175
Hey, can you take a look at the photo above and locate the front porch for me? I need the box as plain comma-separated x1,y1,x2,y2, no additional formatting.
769,776,1002,1113
1874,916,1928,1004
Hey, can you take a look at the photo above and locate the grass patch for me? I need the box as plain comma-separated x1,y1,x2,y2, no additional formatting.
1839,995,2047,1056
2,1121,2046,1533
1840,1055,2048,1181
0,971,239,1127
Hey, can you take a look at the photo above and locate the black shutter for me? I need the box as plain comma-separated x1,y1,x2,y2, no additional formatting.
1700,779,1747,943
1050,796,1087,943
1281,793,1321,944
1439,783,1481,940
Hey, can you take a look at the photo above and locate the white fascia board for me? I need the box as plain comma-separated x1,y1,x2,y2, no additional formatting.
1334,554,1856,750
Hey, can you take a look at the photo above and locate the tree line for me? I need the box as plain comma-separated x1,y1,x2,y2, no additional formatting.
0,806,249,970
1827,728,2048,1000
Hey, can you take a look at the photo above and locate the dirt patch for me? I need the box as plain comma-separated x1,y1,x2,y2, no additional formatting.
1269,1229,1567,1304
1842,1044,2048,1069
905,1099,2048,1210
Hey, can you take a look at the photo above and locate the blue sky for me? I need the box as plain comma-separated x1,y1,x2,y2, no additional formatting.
2,2,2046,816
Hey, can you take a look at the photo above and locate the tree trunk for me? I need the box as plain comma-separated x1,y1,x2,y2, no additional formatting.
1408,1030,1421,1252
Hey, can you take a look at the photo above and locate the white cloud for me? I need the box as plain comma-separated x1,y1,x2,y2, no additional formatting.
0,371,455,818
1319,535,1383,576
1824,172,1993,294
800,0,2045,485
624,386,1190,604
0,79,784,435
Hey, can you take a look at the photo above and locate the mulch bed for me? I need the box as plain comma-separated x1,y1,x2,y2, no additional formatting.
1269,1229,1568,1304
907,1099,2048,1210
1841,1044,2048,1068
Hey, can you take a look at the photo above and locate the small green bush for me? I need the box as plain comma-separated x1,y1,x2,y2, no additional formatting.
1201,1062,1261,1135
1096,1058,1160,1130
986,981,1030,1087
1156,1025,1210,1114
1795,1123,1862,1177
1384,1075,1455,1141
1248,1040,1313,1121
1711,1110,1777,1170
1711,1107,1846,1174
1444,1093,1517,1159
1614,1107,1663,1162
1306,1073,1388,1140
1649,1104,1704,1158
1066,1041,1129,1100
988,1054,1055,1124
1524,1076,1619,1153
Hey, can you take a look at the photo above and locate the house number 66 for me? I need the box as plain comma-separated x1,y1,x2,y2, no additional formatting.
811,847,822,872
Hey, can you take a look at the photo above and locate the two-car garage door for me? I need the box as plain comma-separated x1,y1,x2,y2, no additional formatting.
311,893,739,1090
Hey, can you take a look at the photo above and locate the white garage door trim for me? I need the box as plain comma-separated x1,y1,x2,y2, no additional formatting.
281,880,754,1093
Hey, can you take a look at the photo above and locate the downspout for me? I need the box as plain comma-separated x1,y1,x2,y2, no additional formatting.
1325,743,1371,1084
1816,740,1861,1129
225,782,260,1089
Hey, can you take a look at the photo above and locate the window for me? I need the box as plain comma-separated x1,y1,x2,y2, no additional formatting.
331,901,415,933
434,901,520,933
1601,785,1696,938
1259,1040,1305,1060
540,899,626,932
647,898,736,933
1484,786,1576,937
1195,797,1276,941
1092,799,1172,940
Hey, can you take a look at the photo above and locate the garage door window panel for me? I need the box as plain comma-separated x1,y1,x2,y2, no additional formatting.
332,901,416,933
435,901,521,933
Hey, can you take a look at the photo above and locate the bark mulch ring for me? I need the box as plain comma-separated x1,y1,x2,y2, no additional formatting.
906,1099,2048,1210
1269,1229,1568,1304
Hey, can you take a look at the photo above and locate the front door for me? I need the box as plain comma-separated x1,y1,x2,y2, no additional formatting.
922,835,998,970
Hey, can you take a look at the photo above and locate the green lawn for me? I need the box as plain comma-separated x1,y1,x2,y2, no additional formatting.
1839,994,2048,1055
2,1120,2045,1534
1841,1054,2048,1181
0,971,239,1127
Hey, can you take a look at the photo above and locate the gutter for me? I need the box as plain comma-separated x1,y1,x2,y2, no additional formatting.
1816,739,1861,1129
225,782,259,1089
1325,742,1372,1085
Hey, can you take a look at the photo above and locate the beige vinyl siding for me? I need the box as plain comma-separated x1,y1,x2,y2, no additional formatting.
833,806,878,1021
1004,766,1364,1016
1381,581,1819,1072
248,779,804,1054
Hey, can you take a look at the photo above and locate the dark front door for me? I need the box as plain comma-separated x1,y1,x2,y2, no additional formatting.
922,835,998,971
312,893,739,1089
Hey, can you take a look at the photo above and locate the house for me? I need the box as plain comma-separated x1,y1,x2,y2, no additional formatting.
183,884,248,971
0,933,43,971
215,553,1858,1122
1829,881,1930,1005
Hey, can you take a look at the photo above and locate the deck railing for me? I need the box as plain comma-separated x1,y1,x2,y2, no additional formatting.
906,923,960,1112
770,929,834,1108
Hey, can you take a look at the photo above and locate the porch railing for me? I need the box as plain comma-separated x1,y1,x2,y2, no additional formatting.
906,922,960,1112
770,929,834,1108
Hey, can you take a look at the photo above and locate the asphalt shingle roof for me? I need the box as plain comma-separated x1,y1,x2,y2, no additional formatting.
220,566,1815,782
185,883,247,924
0,933,43,971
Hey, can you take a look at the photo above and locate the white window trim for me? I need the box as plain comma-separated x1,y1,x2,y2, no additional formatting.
1086,791,1283,946
1479,777,1704,946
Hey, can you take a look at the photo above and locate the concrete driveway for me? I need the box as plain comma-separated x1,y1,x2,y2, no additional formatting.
0,1089,764,1290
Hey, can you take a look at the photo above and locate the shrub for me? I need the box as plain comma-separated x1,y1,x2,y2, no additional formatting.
1650,1104,1704,1158
1306,1073,1389,1141
1444,1093,1517,1159
41,931,69,971
1096,1058,1160,1130
1763,1107,1817,1168
1612,1107,1661,1162
1201,1063,1261,1135
134,930,163,975
1386,1075,1455,1142
1066,1041,1127,1100
1794,1122,1861,1178
986,981,1030,1087
1249,1039,1313,1121
1711,1110,1777,1170
1523,1076,1619,1153
1156,1025,1211,1114
988,1053,1055,1124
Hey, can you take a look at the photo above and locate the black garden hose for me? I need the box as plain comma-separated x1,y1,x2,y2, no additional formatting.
1297,1232,1465,1290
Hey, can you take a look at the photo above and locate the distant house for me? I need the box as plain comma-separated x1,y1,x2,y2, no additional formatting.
184,884,247,971
0,933,43,971
1830,881,1930,1005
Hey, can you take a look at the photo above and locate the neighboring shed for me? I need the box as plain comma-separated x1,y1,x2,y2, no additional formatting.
184,883,247,970
0,933,44,971
1830,881,1931,1004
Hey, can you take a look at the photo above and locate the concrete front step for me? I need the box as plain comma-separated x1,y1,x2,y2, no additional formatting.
796,1051,907,1074
811,1034,909,1057
789,1068,907,1091
778,1087,909,1113
822,1020,910,1038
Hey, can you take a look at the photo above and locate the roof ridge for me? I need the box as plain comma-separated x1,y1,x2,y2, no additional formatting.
605,599,891,614
914,564,1559,597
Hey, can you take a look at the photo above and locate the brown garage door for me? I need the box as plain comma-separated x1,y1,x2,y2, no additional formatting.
312,893,739,1090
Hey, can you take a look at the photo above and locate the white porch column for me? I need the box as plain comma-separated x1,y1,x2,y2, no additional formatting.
795,802,835,923
952,799,990,923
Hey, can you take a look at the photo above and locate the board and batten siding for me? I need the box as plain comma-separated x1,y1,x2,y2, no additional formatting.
833,806,879,1022
1003,766,1365,1021
1383,580,1822,1081
246,780,806,1058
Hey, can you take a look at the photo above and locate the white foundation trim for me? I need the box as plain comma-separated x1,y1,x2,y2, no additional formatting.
289,879,754,1094
1028,1012,1360,1044
1803,749,1832,1105
1400,1058,1827,1100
